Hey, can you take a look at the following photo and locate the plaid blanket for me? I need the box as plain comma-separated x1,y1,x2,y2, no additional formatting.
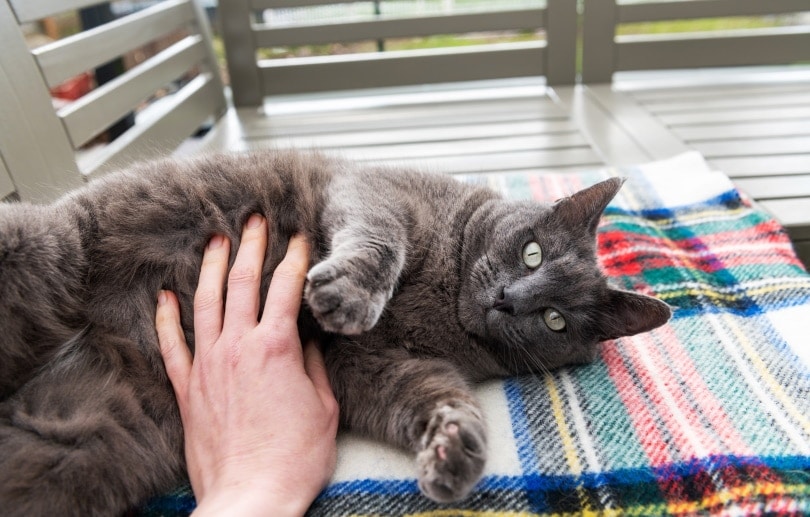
141,152,810,516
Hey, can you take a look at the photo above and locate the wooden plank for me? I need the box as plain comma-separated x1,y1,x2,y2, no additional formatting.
618,0,810,23
0,156,15,199
220,0,264,107
545,0,578,85
583,85,691,161
552,85,652,165
243,98,566,136
9,0,106,22
673,120,810,142
616,27,810,72
254,9,545,47
59,36,208,148
759,198,810,240
641,91,810,114
0,0,84,202
33,0,196,88
333,133,589,161
711,155,810,178
360,148,603,174
791,240,810,268
81,74,222,177
735,175,810,200
252,0,365,8
259,42,546,95
692,136,810,158
631,82,810,103
262,120,578,149
658,106,810,126
581,0,617,83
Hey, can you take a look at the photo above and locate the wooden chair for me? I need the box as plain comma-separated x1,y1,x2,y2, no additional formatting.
0,0,226,202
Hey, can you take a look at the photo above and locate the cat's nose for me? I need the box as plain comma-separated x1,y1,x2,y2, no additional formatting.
493,287,514,315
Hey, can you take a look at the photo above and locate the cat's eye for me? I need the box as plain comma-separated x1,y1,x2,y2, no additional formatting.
522,241,542,268
543,308,566,331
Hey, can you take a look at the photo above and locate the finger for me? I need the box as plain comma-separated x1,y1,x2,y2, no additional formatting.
156,290,192,401
261,234,310,328
223,214,267,330
303,341,335,408
193,234,230,353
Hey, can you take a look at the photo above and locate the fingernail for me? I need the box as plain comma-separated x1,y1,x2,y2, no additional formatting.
208,234,224,250
158,290,169,305
247,214,263,229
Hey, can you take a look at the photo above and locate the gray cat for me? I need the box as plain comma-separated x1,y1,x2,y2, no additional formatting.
0,150,670,515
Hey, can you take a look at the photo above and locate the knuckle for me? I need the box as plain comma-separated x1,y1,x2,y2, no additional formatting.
193,288,220,312
228,265,260,287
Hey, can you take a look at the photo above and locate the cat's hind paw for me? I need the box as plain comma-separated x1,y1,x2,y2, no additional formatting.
416,404,487,503
305,260,388,335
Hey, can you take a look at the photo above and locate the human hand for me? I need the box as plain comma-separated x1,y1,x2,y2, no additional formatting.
155,214,339,516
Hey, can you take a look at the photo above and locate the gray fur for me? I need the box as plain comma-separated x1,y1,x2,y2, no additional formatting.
0,150,670,514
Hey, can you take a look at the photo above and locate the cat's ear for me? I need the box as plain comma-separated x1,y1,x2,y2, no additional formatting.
554,177,625,235
598,289,672,341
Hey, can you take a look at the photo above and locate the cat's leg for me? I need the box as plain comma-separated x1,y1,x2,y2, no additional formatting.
0,341,183,516
328,344,487,502
305,192,410,335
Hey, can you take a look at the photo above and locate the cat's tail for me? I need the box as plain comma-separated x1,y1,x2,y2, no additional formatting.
0,203,86,398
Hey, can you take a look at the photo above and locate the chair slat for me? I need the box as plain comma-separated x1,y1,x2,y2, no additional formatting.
254,9,545,47
9,0,105,23
259,42,546,96
32,0,195,88
0,157,15,199
616,27,810,72
618,0,810,24
59,35,208,148
81,74,222,177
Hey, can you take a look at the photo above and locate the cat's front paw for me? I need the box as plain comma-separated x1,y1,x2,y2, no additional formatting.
305,260,388,335
416,404,487,503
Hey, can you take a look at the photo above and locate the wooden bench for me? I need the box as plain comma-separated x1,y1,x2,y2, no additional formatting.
1,0,808,266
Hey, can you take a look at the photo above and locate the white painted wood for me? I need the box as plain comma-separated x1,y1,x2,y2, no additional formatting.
254,9,545,47
264,120,578,149
220,0,263,107
658,106,810,126
59,36,208,148
581,0,617,83
0,0,84,202
692,136,810,158
760,198,810,240
711,156,810,178
545,0,578,85
260,42,546,95
616,27,810,72
673,121,810,142
618,0,810,23
365,148,603,174
735,176,810,200
0,157,15,199
551,85,652,165
641,91,810,114
32,0,195,88
9,0,106,23
253,0,364,7
584,85,691,160
631,83,810,102
81,74,222,177
333,133,589,161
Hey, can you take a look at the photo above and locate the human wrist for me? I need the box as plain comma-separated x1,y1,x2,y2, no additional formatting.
191,482,311,517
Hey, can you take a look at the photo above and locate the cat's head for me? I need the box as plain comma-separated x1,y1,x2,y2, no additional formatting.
458,177,671,373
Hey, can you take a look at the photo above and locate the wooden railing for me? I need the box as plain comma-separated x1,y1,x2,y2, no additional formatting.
582,0,810,82
220,0,578,106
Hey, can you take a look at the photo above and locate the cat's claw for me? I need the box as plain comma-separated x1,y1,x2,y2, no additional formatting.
305,261,388,335
416,404,487,503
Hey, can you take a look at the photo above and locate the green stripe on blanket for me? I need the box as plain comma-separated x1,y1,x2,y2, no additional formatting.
140,152,810,516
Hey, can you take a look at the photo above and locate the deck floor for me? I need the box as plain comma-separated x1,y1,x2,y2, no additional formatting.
196,68,810,267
